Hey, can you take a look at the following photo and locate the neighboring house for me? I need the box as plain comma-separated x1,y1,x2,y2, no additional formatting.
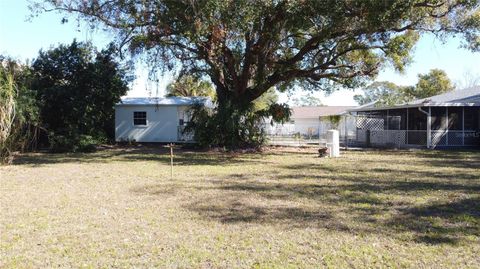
347,87,480,148
265,106,355,138
115,97,212,143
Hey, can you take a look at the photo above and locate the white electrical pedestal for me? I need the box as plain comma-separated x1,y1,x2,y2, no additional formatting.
326,130,340,157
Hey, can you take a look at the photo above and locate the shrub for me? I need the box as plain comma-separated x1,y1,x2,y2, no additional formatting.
49,133,105,153
77,135,102,152
49,134,76,153
185,102,291,149
0,69,16,163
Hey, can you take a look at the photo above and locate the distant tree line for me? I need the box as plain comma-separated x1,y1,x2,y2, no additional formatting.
354,69,455,106
0,40,131,163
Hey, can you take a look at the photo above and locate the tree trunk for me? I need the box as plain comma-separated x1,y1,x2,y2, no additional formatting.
206,84,264,149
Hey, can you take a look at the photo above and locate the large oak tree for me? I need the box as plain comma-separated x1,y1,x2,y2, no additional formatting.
35,0,480,146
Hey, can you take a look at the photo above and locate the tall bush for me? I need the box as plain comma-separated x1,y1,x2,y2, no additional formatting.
0,58,42,163
0,69,16,163
31,40,131,151
185,102,291,149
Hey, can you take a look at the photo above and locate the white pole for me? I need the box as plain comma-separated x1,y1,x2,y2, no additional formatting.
406,108,409,145
318,117,321,146
327,130,340,157
462,107,465,146
427,107,431,149
344,115,349,150
169,143,173,180
386,109,389,146
446,107,449,146
418,107,431,148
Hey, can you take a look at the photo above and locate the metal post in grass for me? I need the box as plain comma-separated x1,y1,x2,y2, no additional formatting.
168,143,174,180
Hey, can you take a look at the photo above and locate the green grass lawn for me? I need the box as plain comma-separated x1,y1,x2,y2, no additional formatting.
1,146,479,268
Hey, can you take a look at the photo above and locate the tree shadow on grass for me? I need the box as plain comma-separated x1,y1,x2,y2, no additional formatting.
388,197,480,245
12,145,266,167
128,148,479,244
180,177,479,245
179,148,480,245
412,149,480,170
184,195,344,229
36,146,474,246
337,149,480,170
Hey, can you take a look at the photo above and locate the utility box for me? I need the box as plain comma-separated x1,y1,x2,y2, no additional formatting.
327,130,340,157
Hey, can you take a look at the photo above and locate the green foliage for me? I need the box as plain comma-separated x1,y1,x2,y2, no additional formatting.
411,69,454,99
261,103,292,125
384,31,420,73
355,69,454,107
185,104,265,149
291,93,323,107
31,40,131,150
48,134,75,153
252,88,279,111
185,101,291,149
0,68,16,163
49,133,104,153
166,75,215,99
1,41,131,157
0,57,41,164
324,115,342,129
184,88,284,149
354,81,413,106
39,0,480,147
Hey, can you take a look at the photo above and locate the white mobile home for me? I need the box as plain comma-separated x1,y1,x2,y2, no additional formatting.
115,97,212,143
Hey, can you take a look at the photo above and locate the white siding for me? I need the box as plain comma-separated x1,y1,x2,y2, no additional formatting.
266,116,355,138
115,105,188,142
294,118,320,135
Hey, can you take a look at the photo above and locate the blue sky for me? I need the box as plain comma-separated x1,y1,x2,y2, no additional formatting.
1,0,479,105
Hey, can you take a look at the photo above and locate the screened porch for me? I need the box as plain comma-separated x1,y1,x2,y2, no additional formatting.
350,106,480,148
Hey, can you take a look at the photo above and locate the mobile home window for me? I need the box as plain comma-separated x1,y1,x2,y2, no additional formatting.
178,110,192,126
133,111,147,126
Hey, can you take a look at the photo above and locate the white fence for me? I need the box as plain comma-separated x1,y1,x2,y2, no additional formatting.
264,116,356,147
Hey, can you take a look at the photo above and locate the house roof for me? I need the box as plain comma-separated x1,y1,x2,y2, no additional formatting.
117,96,213,107
291,106,355,119
409,86,480,106
349,86,480,112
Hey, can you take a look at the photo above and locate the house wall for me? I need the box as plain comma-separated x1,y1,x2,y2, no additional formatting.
294,118,320,135
115,105,189,142
264,117,354,138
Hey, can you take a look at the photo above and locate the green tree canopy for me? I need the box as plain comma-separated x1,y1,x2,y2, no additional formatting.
409,68,454,99
354,69,454,106
31,40,132,144
36,0,480,147
166,75,215,99
252,88,279,111
354,81,413,106
292,93,323,107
